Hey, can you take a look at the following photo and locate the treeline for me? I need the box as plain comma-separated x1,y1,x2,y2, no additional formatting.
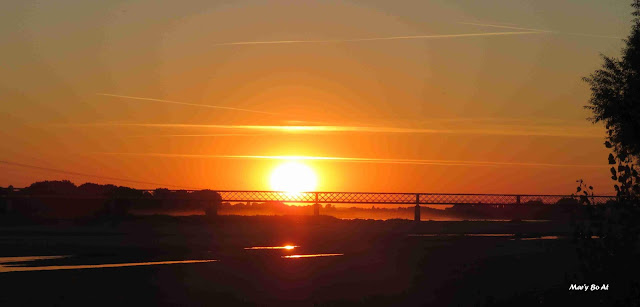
0,180,221,219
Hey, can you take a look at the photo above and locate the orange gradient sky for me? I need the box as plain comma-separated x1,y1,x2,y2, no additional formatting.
0,0,633,194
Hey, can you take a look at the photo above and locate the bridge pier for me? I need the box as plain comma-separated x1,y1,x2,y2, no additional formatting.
414,194,420,222
313,192,320,216
204,201,218,217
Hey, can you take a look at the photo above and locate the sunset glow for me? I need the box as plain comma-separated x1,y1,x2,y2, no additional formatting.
0,0,630,194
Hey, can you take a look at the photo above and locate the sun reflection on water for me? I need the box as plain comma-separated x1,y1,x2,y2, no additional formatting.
0,256,217,273
282,253,343,259
244,245,298,250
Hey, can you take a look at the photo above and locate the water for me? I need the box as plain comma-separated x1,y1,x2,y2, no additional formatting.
408,233,516,238
0,233,585,275
244,245,297,250
0,256,217,273
0,229,587,305
282,254,343,259
0,255,69,264
517,236,561,240
409,234,601,240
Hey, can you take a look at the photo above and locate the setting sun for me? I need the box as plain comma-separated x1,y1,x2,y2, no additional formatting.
270,161,318,193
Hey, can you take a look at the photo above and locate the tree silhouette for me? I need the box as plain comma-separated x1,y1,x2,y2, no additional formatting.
583,0,640,202
585,0,640,162
191,189,222,216
24,180,77,195
584,0,640,200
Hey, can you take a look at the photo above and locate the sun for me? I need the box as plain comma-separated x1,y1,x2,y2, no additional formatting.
270,161,318,193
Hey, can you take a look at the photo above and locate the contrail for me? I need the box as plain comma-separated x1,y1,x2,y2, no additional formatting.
460,22,622,39
459,22,554,33
67,123,603,138
97,93,281,116
96,153,607,169
0,160,201,189
214,31,544,46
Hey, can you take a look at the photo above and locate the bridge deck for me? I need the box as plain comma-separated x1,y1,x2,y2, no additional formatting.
2,190,616,205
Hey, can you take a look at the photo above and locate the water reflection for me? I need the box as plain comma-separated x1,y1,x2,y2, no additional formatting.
466,234,515,237
519,236,560,240
411,233,604,240
513,235,600,240
245,245,297,250
408,234,595,240
0,257,217,273
408,234,515,237
408,234,457,237
282,254,343,259
0,256,69,264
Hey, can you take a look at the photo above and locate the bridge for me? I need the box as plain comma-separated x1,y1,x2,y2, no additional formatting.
212,191,615,220
2,189,616,221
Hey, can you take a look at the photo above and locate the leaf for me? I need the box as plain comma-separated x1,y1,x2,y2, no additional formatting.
577,187,582,192
619,151,628,161
610,167,617,176
589,186,594,190
608,153,616,164
604,141,613,148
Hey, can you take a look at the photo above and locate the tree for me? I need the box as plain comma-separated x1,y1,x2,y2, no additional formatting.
24,180,77,195
584,1,640,201
584,0,640,162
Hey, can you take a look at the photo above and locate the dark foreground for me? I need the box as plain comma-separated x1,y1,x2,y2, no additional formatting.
0,216,624,306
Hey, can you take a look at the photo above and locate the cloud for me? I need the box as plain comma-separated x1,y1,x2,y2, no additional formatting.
66,122,603,138
214,31,544,46
125,133,264,138
95,153,607,169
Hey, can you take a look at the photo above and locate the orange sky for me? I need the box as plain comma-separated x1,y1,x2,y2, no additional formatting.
0,0,633,194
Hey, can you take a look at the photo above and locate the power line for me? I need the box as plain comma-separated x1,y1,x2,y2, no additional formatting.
0,160,201,190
